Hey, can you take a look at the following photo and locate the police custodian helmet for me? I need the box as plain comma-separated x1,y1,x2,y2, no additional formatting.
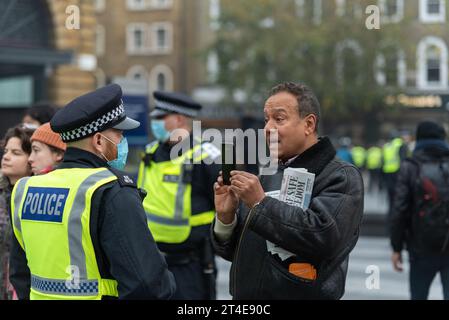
51,84,140,143
150,91,202,119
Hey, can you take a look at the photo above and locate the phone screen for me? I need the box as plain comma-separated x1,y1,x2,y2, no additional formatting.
222,143,236,185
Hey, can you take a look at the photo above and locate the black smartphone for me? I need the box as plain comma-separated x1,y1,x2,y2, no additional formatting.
222,143,236,185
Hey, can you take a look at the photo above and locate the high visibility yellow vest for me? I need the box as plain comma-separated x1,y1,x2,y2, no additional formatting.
137,140,216,244
382,138,403,173
366,147,382,170
11,168,119,300
351,146,366,168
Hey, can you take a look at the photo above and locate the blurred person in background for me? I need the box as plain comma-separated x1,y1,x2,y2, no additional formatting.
336,137,354,165
382,132,406,214
22,103,57,129
351,144,367,171
366,144,383,192
28,123,66,175
390,121,449,300
0,126,34,300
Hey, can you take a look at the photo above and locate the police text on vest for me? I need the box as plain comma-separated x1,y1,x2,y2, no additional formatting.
22,187,69,223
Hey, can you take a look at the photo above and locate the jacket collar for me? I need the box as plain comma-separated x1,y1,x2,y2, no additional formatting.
60,147,108,169
286,136,336,176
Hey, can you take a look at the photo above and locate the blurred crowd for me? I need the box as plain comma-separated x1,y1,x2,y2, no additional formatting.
336,131,414,208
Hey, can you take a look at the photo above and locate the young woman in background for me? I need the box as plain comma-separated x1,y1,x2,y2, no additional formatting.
0,125,34,300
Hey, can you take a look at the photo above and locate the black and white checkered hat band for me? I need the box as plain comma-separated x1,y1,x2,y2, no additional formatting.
155,99,199,118
60,103,125,142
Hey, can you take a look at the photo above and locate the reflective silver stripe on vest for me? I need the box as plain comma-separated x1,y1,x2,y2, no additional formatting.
145,144,196,225
146,212,189,226
68,170,115,280
31,274,98,296
174,163,187,221
13,177,30,235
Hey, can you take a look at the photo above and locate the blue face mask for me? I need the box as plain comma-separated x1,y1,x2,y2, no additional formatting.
101,135,129,170
151,119,170,142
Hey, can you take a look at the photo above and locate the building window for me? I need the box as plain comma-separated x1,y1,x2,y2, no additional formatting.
157,28,166,47
127,65,148,81
375,48,406,87
209,0,221,30
336,0,345,16
127,23,149,55
296,0,322,25
207,51,219,83
335,0,363,18
379,0,404,23
150,65,173,92
94,0,106,12
0,76,33,107
95,25,105,56
150,22,173,54
336,39,363,85
157,73,166,91
127,0,147,11
417,37,448,89
429,0,442,13
427,47,442,82
420,0,446,23
150,0,172,9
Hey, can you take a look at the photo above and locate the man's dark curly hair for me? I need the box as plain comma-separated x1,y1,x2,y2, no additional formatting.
269,82,321,132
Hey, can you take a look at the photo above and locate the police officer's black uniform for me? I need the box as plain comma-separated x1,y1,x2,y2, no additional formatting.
9,84,176,299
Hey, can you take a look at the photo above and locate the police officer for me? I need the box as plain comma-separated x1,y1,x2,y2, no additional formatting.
366,144,383,192
382,135,406,213
351,145,367,170
138,91,220,300
9,84,176,300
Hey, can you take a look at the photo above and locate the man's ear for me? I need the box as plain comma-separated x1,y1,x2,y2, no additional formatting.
304,114,317,136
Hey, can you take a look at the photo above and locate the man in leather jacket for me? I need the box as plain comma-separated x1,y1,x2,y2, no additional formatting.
211,82,364,300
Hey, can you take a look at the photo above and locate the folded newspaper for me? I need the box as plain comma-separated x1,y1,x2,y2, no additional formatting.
266,168,315,261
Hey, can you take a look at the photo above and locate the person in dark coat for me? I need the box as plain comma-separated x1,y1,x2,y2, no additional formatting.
212,82,364,299
390,121,449,300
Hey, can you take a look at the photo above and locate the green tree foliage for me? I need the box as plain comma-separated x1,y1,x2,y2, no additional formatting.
208,0,407,130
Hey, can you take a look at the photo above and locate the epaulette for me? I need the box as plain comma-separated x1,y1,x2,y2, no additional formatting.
108,167,137,188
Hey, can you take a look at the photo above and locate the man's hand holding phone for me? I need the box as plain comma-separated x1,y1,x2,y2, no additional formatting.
229,171,265,209
214,170,266,224
214,142,266,224
214,172,239,224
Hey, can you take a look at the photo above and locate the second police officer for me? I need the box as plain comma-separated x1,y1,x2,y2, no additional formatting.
138,91,221,300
